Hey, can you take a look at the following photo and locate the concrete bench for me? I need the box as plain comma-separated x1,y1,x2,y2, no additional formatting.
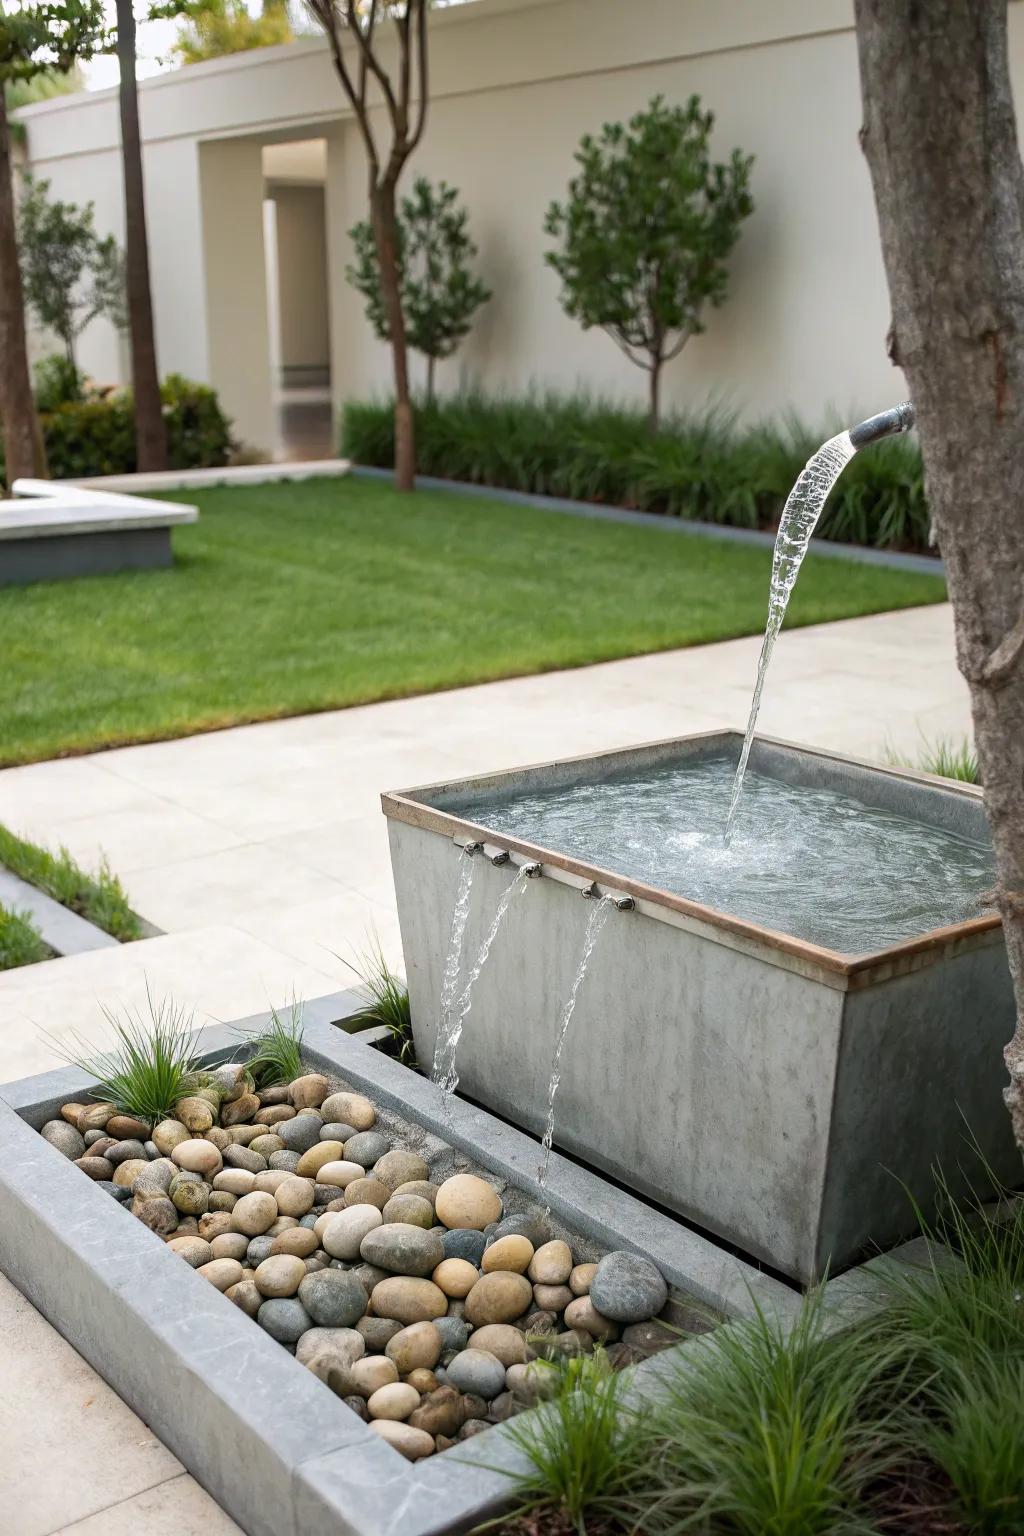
1,478,198,586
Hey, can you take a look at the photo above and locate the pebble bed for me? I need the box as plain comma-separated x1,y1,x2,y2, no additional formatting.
41,1063,675,1461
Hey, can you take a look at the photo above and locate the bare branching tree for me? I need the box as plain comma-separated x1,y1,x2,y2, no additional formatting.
855,0,1024,1160
306,0,428,490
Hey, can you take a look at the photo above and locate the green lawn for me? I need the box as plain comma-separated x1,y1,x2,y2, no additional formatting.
0,477,947,766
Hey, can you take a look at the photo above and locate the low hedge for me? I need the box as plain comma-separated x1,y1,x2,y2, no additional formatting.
1,373,234,481
341,391,931,553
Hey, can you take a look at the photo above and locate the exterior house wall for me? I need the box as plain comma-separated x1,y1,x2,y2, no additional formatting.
14,0,1024,452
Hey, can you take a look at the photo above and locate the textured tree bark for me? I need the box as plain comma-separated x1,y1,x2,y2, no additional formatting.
116,0,167,472
855,0,1024,1154
647,356,662,433
372,181,415,490
0,100,46,485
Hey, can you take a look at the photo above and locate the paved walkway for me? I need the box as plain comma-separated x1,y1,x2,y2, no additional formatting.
0,601,971,1534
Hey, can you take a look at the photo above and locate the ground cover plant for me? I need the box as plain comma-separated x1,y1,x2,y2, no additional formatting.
0,901,49,969
342,393,931,553
0,822,140,940
0,477,946,766
48,994,200,1123
496,1181,1024,1535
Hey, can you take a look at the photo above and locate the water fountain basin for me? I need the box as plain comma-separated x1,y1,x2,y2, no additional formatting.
383,731,1017,1284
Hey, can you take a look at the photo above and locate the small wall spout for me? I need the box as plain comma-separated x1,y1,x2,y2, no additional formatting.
848,400,915,450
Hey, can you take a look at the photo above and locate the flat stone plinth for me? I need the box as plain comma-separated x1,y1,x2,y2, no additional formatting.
1,480,197,586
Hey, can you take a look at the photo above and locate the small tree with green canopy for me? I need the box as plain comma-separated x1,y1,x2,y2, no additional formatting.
20,176,127,372
176,0,293,65
347,176,490,401
545,95,754,431
0,1,107,485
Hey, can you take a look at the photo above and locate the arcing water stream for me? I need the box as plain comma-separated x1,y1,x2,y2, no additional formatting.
536,893,615,1191
433,863,533,1122
430,848,476,1096
722,430,856,844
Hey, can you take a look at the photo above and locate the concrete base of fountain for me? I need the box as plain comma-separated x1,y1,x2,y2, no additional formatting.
384,731,1018,1284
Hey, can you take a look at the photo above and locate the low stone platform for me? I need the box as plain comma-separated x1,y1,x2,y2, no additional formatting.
1,479,197,586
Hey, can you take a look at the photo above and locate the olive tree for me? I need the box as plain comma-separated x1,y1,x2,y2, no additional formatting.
545,95,753,431
20,176,126,370
854,0,1024,1157
347,176,490,401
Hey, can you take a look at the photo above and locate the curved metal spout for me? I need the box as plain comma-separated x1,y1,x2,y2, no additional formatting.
848,400,915,450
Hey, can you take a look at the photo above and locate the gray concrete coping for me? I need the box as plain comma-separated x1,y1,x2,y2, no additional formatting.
64,459,352,494
0,866,119,957
0,989,930,1536
351,465,944,576
4,478,197,538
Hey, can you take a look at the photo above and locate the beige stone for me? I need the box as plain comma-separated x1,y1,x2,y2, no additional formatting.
435,1174,502,1231
569,1263,598,1296
249,1133,285,1158
289,1073,331,1108
467,1324,527,1366
271,1227,320,1258
232,1191,278,1236
174,1097,215,1135
221,1092,260,1127
213,1168,256,1196
295,1141,345,1178
152,1118,190,1155
254,1169,293,1193
373,1150,431,1192
210,1232,249,1262
533,1284,574,1313
564,1295,619,1339
404,1368,439,1394
254,1254,306,1298
111,1158,149,1188
347,1355,399,1396
385,1322,442,1374
254,1104,296,1125
344,1177,390,1210
464,1272,533,1327
367,1382,420,1422
432,1258,479,1298
225,1280,263,1318
315,1159,365,1189
274,1175,316,1217
528,1240,573,1285
382,1193,434,1229
198,1211,237,1242
321,1205,383,1260
368,1419,434,1460
393,1180,438,1207
166,1236,213,1268
482,1236,533,1275
171,1139,222,1177
321,1090,376,1131
197,1258,243,1292
371,1277,448,1325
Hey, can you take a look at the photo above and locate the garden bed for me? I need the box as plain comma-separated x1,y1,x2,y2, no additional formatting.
0,990,809,1536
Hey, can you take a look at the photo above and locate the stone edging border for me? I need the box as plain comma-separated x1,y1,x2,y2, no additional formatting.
351,465,944,577
0,990,929,1536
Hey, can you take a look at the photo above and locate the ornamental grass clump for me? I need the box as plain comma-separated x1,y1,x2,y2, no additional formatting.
339,937,416,1067
0,822,140,942
236,999,304,1088
502,1349,644,1536
0,902,49,970
47,993,200,1123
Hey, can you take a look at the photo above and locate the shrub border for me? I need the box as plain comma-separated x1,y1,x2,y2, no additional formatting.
351,465,945,578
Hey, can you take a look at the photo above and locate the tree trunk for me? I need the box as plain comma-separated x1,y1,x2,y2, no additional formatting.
647,357,662,433
426,352,435,405
855,0,1024,1154
0,99,45,486
116,0,167,472
371,181,415,491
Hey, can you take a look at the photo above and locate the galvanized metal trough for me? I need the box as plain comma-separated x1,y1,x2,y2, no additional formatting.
384,731,1018,1284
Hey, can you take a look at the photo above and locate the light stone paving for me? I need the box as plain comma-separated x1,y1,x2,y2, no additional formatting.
0,600,971,1534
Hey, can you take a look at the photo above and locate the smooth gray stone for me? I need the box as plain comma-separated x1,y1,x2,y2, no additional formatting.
442,1229,487,1265
446,1349,506,1400
298,1269,367,1329
277,1117,322,1154
258,1298,313,1344
590,1251,668,1324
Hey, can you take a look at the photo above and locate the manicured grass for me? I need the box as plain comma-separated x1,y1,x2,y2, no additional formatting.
0,823,140,941
0,477,947,766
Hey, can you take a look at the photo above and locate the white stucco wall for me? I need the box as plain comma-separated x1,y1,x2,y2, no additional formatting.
270,183,329,376
15,0,1024,449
